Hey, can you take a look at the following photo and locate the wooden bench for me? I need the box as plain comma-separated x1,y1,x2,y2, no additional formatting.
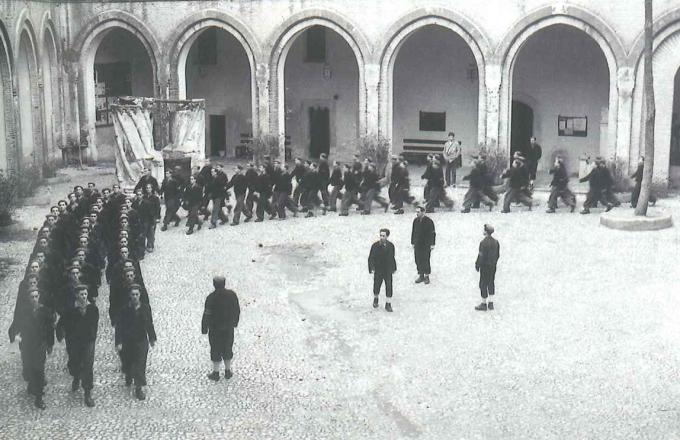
401,138,445,164
235,133,292,160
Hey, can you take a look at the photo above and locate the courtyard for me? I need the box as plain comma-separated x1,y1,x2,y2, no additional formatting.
0,167,679,439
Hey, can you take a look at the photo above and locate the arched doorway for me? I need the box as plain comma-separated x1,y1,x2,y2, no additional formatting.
510,24,610,175
42,26,62,160
17,28,44,168
511,100,533,159
669,68,680,184
391,24,479,160
183,27,252,158
281,25,360,160
89,28,154,161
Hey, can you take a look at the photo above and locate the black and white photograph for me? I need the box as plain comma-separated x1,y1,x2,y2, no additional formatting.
0,0,679,438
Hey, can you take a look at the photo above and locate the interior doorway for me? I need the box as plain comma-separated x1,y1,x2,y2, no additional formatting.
511,100,533,159
209,114,226,157
309,106,330,159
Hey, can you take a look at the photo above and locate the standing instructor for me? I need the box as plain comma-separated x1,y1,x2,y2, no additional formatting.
411,206,436,284
368,229,397,312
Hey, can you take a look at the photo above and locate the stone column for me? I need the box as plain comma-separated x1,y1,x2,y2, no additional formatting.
364,63,380,139
255,63,275,156
485,64,503,151
615,67,635,172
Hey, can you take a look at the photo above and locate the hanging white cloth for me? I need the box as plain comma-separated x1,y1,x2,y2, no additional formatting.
164,101,206,168
111,99,164,189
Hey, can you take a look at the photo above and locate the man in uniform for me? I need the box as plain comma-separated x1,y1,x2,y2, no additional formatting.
546,156,576,213
461,158,495,213
501,159,533,213
475,224,500,311
9,289,54,409
524,137,543,186
226,165,252,225
56,285,98,407
160,169,183,231
368,228,397,312
202,276,241,381
579,157,615,214
411,207,436,284
115,285,156,401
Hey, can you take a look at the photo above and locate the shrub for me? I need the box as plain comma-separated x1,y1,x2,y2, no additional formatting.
17,164,43,198
475,141,508,185
42,159,58,179
0,170,19,226
607,157,632,193
356,134,391,177
250,134,280,166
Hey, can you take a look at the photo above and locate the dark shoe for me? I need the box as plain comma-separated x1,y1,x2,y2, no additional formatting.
207,371,220,382
546,208,555,213
244,216,252,223
415,275,425,284
174,219,180,227
147,247,154,253
305,212,314,218
605,204,613,212
197,222,202,230
474,302,488,311
125,375,132,387
580,209,590,215
220,219,228,225
269,215,276,220
224,370,233,380
209,223,217,229
84,391,95,407
394,209,404,215
135,387,146,401
338,213,349,216
71,378,80,392
501,209,510,213
373,297,379,308
160,225,168,231
570,204,576,213
186,228,194,235
487,302,494,310
424,275,430,285
460,208,471,213
254,218,264,222
230,222,239,226
34,396,46,410
488,203,495,212
385,303,393,313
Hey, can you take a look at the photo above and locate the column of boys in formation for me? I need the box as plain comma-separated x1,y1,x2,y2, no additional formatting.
8,178,241,409
8,133,654,410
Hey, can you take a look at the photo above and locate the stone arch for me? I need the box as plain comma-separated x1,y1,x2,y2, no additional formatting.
41,16,63,160
268,10,369,149
74,11,160,161
629,18,680,185
16,20,45,168
378,10,490,144
0,18,16,172
168,11,260,137
496,7,623,158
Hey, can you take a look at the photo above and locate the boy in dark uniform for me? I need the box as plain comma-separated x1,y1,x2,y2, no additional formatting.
202,276,241,381
475,224,500,311
368,228,397,312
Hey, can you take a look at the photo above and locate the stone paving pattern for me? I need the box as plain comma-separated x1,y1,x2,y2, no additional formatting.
0,166,679,439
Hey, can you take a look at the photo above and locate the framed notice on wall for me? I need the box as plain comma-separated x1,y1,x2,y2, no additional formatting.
558,115,587,137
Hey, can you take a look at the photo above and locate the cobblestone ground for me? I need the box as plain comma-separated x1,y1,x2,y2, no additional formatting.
1,166,680,439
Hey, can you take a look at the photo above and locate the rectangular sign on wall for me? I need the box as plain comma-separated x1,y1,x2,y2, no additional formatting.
558,115,587,137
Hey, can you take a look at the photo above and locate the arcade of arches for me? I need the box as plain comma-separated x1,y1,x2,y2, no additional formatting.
2,3,680,187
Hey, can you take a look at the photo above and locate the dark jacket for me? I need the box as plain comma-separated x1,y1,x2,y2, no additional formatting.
524,144,542,165
549,164,569,189
291,164,306,183
360,170,381,192
226,174,248,197
463,166,487,189
115,302,156,345
579,165,613,190
56,303,99,345
138,194,161,222
255,173,273,196
368,240,397,274
502,166,530,189
160,176,182,200
411,216,436,247
274,171,293,194
201,288,241,334
318,160,330,185
245,168,258,191
183,184,204,208
330,167,343,187
12,304,54,350
134,175,160,194
344,170,359,192
427,166,445,188
396,166,410,190
476,236,500,269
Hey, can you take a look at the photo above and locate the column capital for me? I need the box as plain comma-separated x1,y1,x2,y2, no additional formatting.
256,63,270,85
617,67,635,97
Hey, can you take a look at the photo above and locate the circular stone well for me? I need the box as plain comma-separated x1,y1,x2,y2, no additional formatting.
600,208,673,231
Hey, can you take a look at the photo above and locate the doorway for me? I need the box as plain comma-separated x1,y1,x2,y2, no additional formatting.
309,106,330,159
510,100,534,159
209,115,226,157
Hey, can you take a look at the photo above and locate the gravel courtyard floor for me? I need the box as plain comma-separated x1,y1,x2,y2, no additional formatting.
1,166,679,440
